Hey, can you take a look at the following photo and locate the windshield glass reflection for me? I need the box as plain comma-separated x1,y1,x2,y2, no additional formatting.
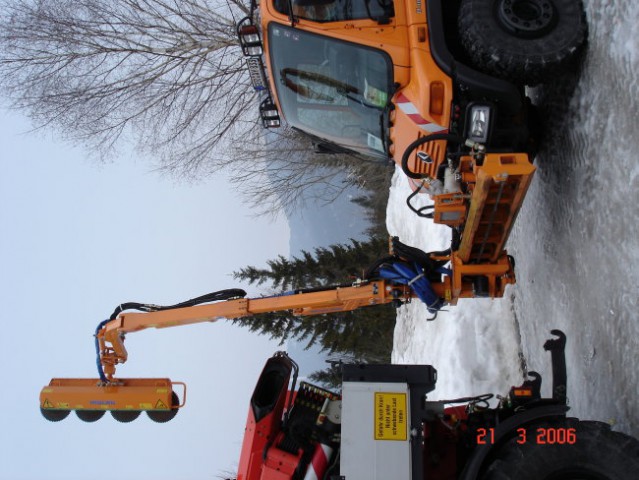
268,23,393,159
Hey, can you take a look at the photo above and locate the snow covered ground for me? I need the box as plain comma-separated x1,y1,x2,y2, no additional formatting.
387,173,526,403
387,0,638,439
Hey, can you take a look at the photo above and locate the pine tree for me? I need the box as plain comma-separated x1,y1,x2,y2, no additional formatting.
233,237,390,290
231,236,396,362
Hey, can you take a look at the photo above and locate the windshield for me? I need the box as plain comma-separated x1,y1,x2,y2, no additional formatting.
272,0,395,23
268,23,393,159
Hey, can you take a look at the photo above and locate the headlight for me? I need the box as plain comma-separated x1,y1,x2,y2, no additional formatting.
260,99,281,128
263,118,281,128
245,45,263,57
467,104,492,143
238,22,263,57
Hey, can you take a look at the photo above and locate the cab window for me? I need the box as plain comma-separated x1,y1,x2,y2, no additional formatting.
268,23,393,159
272,0,394,23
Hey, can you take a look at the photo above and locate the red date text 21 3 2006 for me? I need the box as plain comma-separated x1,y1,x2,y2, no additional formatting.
476,427,577,445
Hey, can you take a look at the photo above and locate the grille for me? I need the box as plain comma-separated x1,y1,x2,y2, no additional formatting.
412,135,446,176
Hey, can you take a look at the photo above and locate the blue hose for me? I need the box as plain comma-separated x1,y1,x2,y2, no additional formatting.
95,319,110,383
378,261,444,313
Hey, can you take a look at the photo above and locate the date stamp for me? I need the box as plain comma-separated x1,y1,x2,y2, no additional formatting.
476,427,577,445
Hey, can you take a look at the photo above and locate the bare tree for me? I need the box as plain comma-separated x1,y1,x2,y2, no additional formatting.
0,0,389,215
0,0,256,173
228,126,372,216
228,121,399,217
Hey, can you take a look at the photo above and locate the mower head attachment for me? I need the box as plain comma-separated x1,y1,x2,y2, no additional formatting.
40,377,185,423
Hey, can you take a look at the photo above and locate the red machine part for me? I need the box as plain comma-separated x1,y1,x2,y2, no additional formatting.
237,354,295,480
422,405,469,480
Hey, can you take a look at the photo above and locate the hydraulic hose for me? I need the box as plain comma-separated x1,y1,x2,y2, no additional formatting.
96,288,248,381
400,133,463,179
95,319,110,383
107,288,247,320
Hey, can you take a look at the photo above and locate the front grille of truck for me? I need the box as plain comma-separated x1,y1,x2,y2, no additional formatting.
413,133,446,176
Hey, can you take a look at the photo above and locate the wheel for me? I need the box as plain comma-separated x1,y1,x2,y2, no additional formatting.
458,0,588,85
481,418,639,479
146,392,179,423
40,408,70,422
75,410,106,422
111,410,141,423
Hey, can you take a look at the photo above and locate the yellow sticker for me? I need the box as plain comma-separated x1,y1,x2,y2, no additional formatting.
42,399,54,409
139,403,153,410
374,392,407,441
155,399,168,410
156,388,168,393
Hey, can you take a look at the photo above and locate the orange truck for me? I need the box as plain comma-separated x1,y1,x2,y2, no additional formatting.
238,0,587,296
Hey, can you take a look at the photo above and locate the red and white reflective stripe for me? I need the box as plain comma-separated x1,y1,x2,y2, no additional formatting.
396,93,448,133
303,443,333,480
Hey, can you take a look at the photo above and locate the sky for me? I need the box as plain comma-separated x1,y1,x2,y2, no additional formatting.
0,109,292,480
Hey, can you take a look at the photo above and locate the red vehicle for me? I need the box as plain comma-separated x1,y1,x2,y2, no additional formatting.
236,330,638,480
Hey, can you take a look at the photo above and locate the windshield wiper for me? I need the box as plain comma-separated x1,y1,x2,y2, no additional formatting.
280,67,356,100
286,0,297,26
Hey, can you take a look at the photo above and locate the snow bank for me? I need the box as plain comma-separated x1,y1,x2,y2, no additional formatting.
387,167,525,400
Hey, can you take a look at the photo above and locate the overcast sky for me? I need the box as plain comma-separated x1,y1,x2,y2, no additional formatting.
0,108,293,480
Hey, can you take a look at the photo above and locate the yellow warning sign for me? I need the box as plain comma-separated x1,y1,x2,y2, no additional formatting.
42,399,54,409
155,399,168,410
374,392,407,441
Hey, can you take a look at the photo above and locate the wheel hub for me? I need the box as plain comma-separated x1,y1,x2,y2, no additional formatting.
496,0,557,38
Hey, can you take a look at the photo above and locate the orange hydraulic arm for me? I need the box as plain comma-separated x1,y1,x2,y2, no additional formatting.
40,279,415,422
97,280,413,381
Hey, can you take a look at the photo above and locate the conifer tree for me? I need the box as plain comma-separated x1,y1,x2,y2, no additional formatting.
233,237,389,290
231,236,396,364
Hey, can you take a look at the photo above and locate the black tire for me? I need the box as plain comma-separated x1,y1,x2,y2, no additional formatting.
40,408,70,422
458,0,587,85
481,418,639,479
76,410,106,422
111,410,142,423
146,392,180,423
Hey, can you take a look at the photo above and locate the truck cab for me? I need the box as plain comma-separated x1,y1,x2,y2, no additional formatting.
248,0,586,178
